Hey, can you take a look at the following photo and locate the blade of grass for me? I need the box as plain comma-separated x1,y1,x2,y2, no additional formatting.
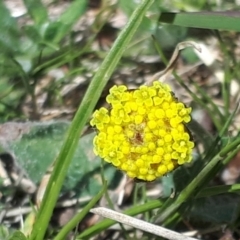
54,180,107,240
196,184,240,198
79,179,240,239
78,182,240,239
187,119,214,148
157,144,240,224
0,2,20,53
189,77,225,123
159,12,240,32
220,135,240,157
22,0,48,25
189,104,240,188
174,73,222,130
152,37,215,147
33,6,111,74
214,31,234,117
90,207,198,240
156,182,240,228
29,1,154,239
77,199,163,239
99,163,129,239
155,105,239,223
44,0,87,43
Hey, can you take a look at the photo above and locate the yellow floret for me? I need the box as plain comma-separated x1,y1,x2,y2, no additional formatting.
136,159,145,167
106,85,128,104
148,142,156,151
146,174,156,181
91,81,194,181
135,115,143,124
122,146,130,154
157,165,168,175
155,109,165,118
139,168,148,175
145,132,153,141
147,120,157,129
164,134,172,143
157,147,164,156
114,125,122,133
152,155,161,163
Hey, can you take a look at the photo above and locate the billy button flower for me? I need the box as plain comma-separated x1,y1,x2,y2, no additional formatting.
90,81,194,181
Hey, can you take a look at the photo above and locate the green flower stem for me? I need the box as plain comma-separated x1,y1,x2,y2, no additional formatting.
54,180,107,240
155,108,240,223
220,136,240,157
77,199,163,239
100,162,114,209
29,1,153,239
157,144,240,223
154,95,239,224
100,164,128,238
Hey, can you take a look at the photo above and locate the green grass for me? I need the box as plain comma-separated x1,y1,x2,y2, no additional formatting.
1,0,240,239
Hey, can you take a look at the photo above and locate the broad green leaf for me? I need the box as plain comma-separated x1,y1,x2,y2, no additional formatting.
188,194,240,223
22,0,48,25
159,12,240,31
8,122,70,184
4,122,119,195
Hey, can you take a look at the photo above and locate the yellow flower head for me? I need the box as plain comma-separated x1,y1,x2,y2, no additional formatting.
90,81,194,181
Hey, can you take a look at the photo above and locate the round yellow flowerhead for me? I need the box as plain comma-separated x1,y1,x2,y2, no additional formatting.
90,81,194,181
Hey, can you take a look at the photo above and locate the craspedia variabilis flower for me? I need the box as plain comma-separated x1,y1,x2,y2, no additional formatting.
90,81,194,181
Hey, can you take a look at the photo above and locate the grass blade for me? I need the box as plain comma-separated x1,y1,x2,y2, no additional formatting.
29,1,154,239
44,0,87,43
54,181,107,240
159,12,240,31
78,199,162,239
22,0,48,25
0,2,20,53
